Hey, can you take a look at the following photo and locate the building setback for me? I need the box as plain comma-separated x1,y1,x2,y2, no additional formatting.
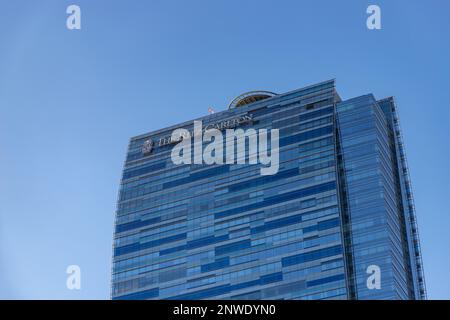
111,80,426,300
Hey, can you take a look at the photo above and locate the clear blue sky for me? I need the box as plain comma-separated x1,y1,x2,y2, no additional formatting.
0,0,449,299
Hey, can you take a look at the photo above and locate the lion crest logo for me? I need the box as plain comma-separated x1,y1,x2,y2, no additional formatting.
142,139,154,155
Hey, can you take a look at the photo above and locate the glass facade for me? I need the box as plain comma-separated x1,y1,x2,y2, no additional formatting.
111,80,426,300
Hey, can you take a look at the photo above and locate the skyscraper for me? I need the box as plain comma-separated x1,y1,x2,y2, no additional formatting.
111,80,426,300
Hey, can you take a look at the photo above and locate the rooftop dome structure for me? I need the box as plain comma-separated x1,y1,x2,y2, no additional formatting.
228,91,277,109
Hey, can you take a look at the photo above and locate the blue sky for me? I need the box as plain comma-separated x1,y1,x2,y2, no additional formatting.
0,0,449,299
